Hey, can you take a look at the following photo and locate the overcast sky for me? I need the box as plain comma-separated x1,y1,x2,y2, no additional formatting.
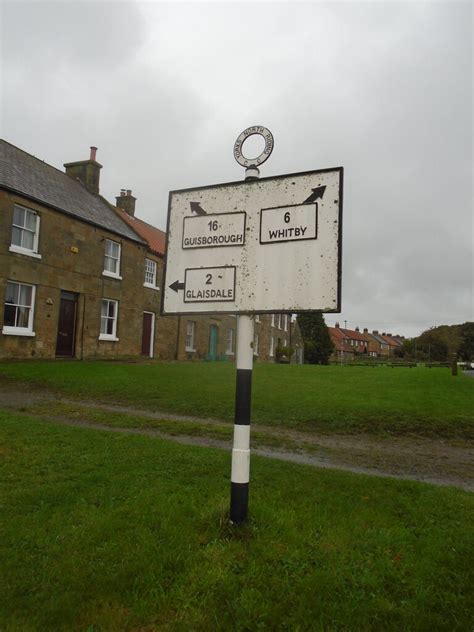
1,1,472,337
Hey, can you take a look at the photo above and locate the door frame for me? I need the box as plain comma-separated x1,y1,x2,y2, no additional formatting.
142,311,155,358
55,291,78,358
208,324,218,361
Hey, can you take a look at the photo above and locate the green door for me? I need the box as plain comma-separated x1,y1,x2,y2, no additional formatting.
209,325,218,361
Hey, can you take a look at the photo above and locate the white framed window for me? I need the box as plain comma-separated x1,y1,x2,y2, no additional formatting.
9,205,41,259
185,321,196,351
255,314,261,323
271,314,275,327
144,258,159,289
2,281,36,336
269,336,274,357
282,315,288,331
226,328,235,355
275,314,281,329
103,239,122,279
99,298,119,341
253,332,259,356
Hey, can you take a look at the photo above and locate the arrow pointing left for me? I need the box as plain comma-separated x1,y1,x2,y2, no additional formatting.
169,280,185,293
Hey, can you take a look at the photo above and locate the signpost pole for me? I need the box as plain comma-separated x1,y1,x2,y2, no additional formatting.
230,165,259,524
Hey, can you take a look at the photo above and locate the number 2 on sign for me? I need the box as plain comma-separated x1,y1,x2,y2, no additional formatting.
206,274,212,285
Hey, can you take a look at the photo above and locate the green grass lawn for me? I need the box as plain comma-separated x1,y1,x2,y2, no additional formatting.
1,411,473,631
1,360,473,437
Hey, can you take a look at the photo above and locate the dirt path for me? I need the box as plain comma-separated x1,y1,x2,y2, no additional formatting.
1,380,472,492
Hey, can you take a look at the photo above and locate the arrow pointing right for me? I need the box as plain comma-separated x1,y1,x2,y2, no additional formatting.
302,186,326,205
169,280,185,293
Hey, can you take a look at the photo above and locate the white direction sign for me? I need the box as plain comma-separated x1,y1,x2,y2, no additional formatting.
162,168,343,315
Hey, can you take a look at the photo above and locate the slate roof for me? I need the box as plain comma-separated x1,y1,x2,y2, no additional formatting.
369,332,388,346
0,140,144,244
115,207,166,257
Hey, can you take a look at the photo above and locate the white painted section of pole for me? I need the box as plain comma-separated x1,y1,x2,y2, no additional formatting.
236,314,254,370
231,425,251,482
231,447,251,483
232,423,250,449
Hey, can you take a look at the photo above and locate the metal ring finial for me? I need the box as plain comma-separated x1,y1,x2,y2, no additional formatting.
233,126,274,168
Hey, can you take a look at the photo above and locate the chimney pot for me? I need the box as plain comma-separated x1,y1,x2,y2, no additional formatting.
116,188,137,217
335,322,340,328
64,147,102,194
363,328,368,333
355,326,360,332
373,330,378,334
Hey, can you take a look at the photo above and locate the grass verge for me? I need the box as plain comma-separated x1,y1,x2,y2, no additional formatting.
1,361,473,437
1,411,473,630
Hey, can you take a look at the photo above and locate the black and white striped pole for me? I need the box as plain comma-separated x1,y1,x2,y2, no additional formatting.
230,127,273,524
230,312,254,523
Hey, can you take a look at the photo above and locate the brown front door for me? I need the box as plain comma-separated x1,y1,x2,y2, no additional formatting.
141,312,154,357
55,291,78,357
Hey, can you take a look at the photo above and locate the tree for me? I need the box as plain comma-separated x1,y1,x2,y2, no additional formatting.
459,322,474,361
296,312,334,365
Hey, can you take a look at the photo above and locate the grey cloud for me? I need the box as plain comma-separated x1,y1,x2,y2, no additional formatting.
1,1,472,337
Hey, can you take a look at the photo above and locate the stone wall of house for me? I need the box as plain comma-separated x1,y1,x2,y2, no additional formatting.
0,190,178,360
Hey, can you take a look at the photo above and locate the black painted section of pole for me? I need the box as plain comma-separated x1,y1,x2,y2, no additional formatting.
234,369,252,424
230,482,249,524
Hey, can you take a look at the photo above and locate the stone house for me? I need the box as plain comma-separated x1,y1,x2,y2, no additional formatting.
0,141,177,360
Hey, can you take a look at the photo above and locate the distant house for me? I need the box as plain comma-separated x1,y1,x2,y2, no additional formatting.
328,325,354,361
379,332,404,355
328,325,408,361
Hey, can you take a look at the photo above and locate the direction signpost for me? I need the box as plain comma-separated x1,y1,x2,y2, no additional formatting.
161,126,343,523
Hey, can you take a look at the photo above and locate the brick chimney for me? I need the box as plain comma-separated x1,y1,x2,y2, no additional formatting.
363,328,368,333
64,146,102,194
355,326,360,332
372,330,379,334
116,189,137,217
335,322,340,328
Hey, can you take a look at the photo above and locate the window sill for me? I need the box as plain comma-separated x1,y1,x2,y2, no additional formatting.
98,334,119,341
2,327,36,337
226,352,235,356
143,283,160,290
102,271,122,280
185,348,196,353
9,245,42,259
